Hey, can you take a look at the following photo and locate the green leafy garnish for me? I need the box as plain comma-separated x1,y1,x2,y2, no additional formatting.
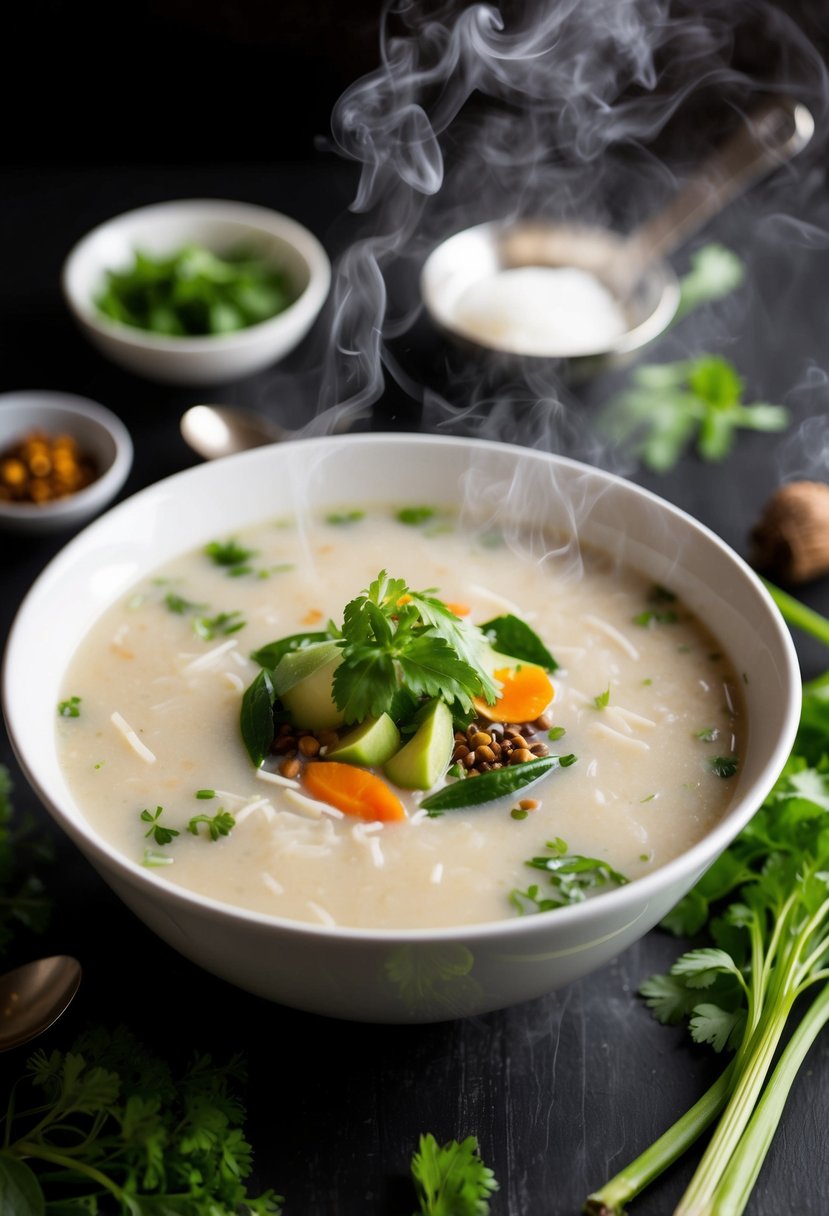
193,610,247,641
480,613,558,671
240,669,276,767
0,1026,283,1213
57,696,81,718
187,809,235,840
548,725,566,741
675,243,745,322
325,509,365,525
410,1133,498,1215
420,755,574,813
164,591,204,615
140,805,179,846
397,506,437,526
633,609,678,627
594,687,611,709
95,243,294,336
600,354,789,472
332,571,498,723
511,838,628,912
251,631,331,671
205,538,258,571
696,727,718,742
710,755,738,778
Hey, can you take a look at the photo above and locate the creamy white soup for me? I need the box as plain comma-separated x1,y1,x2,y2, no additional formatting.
57,506,743,930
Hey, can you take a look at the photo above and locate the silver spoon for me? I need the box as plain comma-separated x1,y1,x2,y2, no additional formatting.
0,955,82,1052
180,404,286,461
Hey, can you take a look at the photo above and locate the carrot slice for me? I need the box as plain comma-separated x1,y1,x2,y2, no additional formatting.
444,601,471,617
302,761,406,822
473,665,555,723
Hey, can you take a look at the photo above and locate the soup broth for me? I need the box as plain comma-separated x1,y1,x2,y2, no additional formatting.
57,507,743,930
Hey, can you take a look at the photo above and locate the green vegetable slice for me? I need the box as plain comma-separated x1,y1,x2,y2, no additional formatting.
251,631,331,670
420,754,575,812
240,669,275,767
480,614,559,671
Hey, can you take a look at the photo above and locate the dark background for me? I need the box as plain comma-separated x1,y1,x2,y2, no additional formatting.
4,2,829,1214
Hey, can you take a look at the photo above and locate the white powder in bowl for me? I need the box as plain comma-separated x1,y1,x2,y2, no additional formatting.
452,265,628,356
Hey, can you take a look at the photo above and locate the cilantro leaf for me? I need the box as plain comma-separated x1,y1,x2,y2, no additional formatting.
187,810,235,841
411,1133,498,1215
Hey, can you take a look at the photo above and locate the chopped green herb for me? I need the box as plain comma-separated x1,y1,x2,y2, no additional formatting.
697,727,718,742
634,609,679,627
642,677,653,686
187,809,235,841
640,793,657,802
95,242,294,336
57,696,81,718
511,839,628,912
447,763,463,778
396,505,436,526
195,789,216,800
710,755,738,778
325,510,365,525
193,610,246,641
511,807,529,820
548,725,566,741
204,538,258,570
142,848,175,867
594,687,611,709
649,584,677,603
139,806,179,847
164,591,204,615
411,1132,498,1215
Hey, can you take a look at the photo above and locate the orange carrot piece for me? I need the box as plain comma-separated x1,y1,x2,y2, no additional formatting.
303,761,406,823
444,601,471,617
473,665,554,723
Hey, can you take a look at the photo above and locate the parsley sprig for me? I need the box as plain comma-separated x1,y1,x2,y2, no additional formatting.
411,1133,498,1215
0,1026,282,1215
600,354,789,472
332,571,498,723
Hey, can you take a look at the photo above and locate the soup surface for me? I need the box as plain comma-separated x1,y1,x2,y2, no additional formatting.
57,507,743,929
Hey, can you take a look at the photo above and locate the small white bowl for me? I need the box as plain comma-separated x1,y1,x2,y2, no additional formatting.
62,199,332,386
2,436,800,1021
0,392,133,535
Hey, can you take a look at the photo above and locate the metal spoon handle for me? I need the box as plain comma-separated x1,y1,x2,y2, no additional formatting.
627,96,814,270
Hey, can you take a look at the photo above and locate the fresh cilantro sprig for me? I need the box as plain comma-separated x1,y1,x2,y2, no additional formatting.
511,836,628,913
188,809,236,841
0,1025,282,1215
411,1133,498,1215
600,354,789,472
332,571,498,723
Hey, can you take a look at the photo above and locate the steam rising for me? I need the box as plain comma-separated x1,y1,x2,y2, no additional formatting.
262,0,828,476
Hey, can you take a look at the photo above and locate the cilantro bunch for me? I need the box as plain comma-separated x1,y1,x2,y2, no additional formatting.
411,1134,498,1215
585,583,829,1216
600,354,789,472
0,1026,282,1215
332,572,498,723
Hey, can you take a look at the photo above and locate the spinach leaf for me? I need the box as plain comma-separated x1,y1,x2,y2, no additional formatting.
480,614,558,671
240,669,276,767
251,631,331,671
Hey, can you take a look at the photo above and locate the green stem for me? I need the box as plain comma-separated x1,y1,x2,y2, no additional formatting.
708,982,829,1216
583,1061,736,1215
12,1141,124,1201
763,580,829,650
673,992,797,1216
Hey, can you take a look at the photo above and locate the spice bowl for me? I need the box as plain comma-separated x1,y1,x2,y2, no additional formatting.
0,391,133,535
61,199,332,386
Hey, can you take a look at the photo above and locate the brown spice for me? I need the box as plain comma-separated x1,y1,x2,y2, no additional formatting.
0,429,97,505
750,481,829,585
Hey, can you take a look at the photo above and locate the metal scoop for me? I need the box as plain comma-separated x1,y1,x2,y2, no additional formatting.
420,96,814,364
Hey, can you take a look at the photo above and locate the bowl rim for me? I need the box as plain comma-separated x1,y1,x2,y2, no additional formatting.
60,197,332,353
0,390,134,521
2,433,802,942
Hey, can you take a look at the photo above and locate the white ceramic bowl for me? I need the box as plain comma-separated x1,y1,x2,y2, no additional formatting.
0,391,133,535
2,435,800,1022
62,199,332,385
